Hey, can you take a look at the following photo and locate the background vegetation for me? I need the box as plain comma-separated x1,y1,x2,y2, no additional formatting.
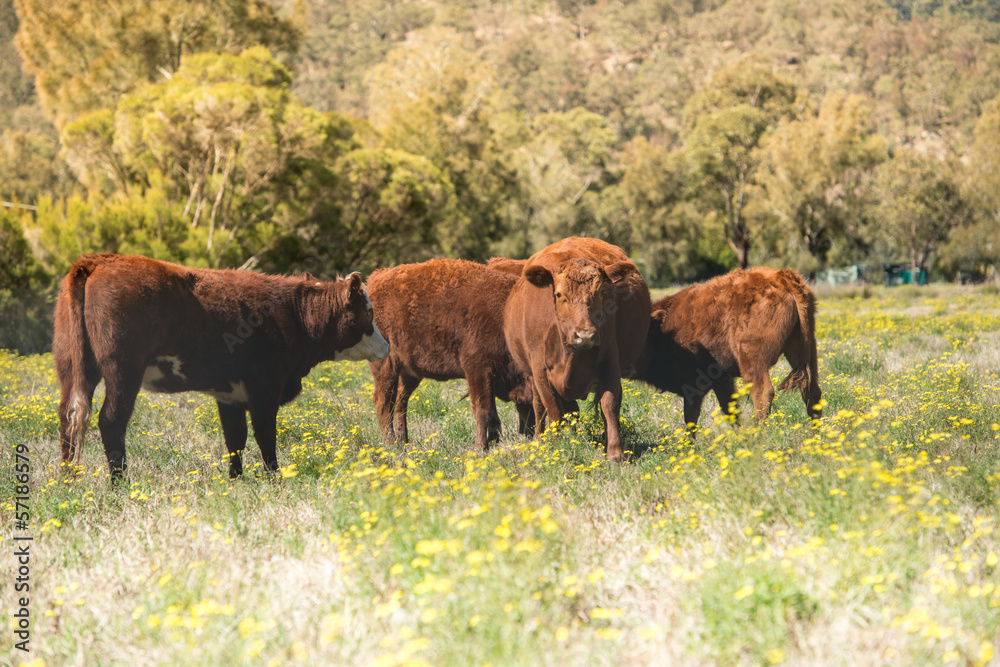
1,284,998,665
4,5,999,663
4,0,1000,352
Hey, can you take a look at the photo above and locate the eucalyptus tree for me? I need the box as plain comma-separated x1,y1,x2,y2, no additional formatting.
0,209,51,352
284,147,461,276
58,48,341,265
365,26,523,260
758,91,888,275
680,55,797,269
874,149,969,279
621,136,714,282
515,107,624,251
13,0,299,130
967,93,1000,231
937,92,1000,277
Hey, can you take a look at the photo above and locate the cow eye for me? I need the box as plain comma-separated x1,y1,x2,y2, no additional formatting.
553,292,562,299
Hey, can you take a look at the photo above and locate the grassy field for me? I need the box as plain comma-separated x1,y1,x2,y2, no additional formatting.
2,283,1000,666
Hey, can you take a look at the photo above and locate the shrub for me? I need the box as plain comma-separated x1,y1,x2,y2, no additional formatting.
0,209,55,353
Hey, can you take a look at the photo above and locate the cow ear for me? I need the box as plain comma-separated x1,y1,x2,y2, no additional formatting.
302,271,316,282
346,272,362,299
603,261,636,284
651,309,668,328
524,264,553,286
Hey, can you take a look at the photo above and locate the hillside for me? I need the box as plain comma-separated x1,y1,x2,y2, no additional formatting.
3,0,1000,350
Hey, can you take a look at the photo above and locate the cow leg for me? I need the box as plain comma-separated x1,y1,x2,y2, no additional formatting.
531,374,564,435
713,377,738,420
482,396,505,448
217,402,248,479
741,362,776,424
682,391,706,430
553,396,581,427
532,387,548,435
97,368,142,483
465,370,499,452
488,403,502,444
516,401,535,437
782,346,822,420
248,403,281,475
392,373,421,444
805,378,822,420
479,401,502,451
598,377,625,462
806,343,822,420
370,359,399,444
58,376,98,471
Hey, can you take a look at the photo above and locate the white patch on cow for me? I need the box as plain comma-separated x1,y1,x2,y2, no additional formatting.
160,355,188,381
205,381,250,405
337,320,389,361
141,355,188,391
141,364,165,390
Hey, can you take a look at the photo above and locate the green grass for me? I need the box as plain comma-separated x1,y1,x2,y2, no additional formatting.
2,283,1000,666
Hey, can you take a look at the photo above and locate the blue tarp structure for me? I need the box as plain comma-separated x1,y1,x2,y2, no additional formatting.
815,264,866,286
883,264,928,286
814,263,928,286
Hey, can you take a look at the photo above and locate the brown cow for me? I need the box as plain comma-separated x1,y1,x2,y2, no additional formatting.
367,259,534,451
503,237,651,461
636,267,822,426
53,254,388,480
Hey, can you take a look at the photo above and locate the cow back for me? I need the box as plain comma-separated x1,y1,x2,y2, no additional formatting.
59,254,380,401
367,259,525,396
641,266,815,391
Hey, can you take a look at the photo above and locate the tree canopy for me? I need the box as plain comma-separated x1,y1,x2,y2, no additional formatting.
2,0,1000,304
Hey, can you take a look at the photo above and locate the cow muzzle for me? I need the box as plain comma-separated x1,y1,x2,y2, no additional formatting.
370,326,390,360
569,329,599,350
338,324,390,361
371,332,390,360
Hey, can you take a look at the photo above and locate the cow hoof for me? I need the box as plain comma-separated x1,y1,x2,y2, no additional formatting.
109,470,131,489
606,448,636,464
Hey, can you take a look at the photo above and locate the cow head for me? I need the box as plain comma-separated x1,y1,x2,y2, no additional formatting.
307,273,389,361
525,256,636,350
339,272,390,361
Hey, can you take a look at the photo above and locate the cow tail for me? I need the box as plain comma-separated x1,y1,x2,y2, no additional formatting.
64,263,95,466
777,272,818,397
